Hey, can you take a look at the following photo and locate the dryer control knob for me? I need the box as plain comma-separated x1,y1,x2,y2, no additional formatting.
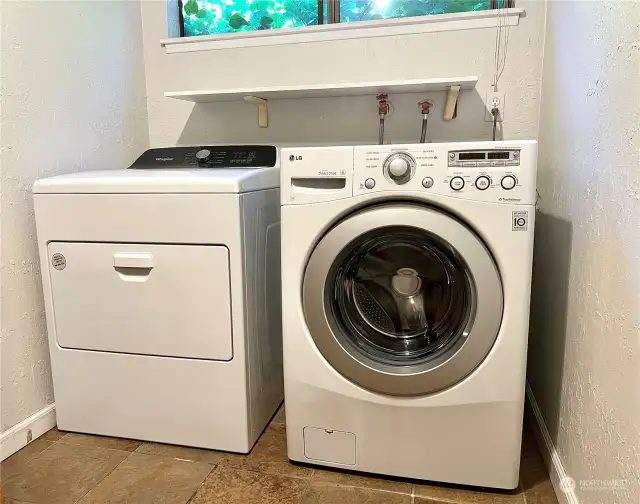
195,149,211,163
383,153,415,183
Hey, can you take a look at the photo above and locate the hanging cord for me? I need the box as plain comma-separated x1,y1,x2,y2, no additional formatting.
492,1,511,91
418,100,434,143
491,107,499,141
376,94,390,145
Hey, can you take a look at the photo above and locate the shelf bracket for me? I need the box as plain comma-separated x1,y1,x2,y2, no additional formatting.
443,85,461,121
244,95,268,128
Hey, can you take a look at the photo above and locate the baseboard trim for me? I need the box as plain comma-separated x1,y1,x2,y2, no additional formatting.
0,404,57,461
525,383,579,504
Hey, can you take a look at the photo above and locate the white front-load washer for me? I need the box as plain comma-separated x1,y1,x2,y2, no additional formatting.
281,141,537,489
33,145,283,453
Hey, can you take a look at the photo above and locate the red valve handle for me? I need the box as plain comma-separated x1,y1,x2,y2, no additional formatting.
377,94,390,116
418,100,434,114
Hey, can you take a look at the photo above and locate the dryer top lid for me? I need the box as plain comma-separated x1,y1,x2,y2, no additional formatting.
33,167,279,194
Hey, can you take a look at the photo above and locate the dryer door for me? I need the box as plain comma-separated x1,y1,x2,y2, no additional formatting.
303,203,503,396
49,242,233,361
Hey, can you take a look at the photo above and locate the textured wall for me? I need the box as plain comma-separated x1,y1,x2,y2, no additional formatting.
140,0,546,147
528,1,640,503
0,1,149,432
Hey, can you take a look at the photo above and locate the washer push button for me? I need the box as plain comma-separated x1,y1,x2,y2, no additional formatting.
475,176,490,191
500,175,517,190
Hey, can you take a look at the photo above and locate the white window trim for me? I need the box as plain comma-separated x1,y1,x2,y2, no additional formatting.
161,7,524,54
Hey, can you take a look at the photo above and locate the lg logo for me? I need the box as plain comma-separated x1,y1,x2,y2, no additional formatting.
289,155,303,161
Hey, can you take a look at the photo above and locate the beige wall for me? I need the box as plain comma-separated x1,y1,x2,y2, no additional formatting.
529,1,640,502
140,0,546,147
0,1,149,433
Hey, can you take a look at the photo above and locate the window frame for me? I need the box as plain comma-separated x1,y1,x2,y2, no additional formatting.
162,3,524,53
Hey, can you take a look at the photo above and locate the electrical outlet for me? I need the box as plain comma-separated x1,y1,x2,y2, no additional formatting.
485,91,506,122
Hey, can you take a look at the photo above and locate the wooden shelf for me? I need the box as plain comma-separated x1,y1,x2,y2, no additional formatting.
164,76,478,103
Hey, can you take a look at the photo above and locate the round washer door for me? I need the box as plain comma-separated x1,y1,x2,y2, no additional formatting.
303,203,503,396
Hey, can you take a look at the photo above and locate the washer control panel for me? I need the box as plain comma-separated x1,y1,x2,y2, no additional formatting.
351,141,536,204
281,142,537,206
448,149,520,168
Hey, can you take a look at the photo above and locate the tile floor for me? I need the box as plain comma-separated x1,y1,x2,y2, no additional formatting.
0,405,558,504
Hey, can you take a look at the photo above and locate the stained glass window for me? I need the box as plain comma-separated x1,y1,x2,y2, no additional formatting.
180,0,508,37
181,0,320,36
340,0,492,23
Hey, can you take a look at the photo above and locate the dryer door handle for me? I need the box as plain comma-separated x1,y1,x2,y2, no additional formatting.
113,252,154,270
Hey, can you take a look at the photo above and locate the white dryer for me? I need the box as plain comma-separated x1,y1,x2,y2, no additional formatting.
33,145,283,453
281,141,537,489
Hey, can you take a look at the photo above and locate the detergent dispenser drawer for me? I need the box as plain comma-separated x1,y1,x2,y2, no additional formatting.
48,242,233,361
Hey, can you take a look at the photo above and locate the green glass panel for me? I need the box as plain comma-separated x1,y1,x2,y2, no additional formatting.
182,0,319,36
340,0,492,23
181,0,502,37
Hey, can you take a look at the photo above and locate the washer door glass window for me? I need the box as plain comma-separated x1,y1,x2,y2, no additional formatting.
331,228,472,367
303,204,503,396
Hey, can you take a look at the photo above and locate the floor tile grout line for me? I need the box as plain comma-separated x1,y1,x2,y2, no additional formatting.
53,435,141,454
185,462,218,504
28,438,58,459
70,448,136,504
295,478,313,504
0,442,53,502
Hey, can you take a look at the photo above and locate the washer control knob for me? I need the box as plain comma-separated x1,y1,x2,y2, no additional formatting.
383,152,415,183
501,175,517,190
388,157,410,178
195,149,211,163
364,178,376,189
450,176,465,191
422,177,434,189
475,176,490,191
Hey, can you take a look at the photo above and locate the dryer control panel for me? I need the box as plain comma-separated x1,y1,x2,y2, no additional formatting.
281,141,537,206
129,145,278,169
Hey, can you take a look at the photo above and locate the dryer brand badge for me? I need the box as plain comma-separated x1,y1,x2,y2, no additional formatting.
512,211,528,231
289,155,303,161
51,253,66,271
